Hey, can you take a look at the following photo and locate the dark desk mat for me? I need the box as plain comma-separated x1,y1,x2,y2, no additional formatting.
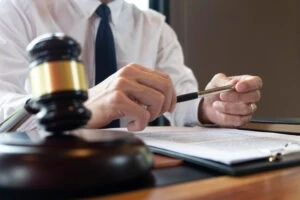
0,163,220,199
152,162,220,187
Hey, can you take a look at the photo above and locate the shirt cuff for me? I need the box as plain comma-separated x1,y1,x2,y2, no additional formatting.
166,97,202,127
184,97,202,126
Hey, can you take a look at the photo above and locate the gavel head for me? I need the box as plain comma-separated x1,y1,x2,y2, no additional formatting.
27,33,91,133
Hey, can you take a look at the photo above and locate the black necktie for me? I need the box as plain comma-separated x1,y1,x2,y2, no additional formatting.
95,4,120,128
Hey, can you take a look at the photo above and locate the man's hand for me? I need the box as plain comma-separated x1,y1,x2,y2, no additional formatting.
199,73,263,127
84,64,176,131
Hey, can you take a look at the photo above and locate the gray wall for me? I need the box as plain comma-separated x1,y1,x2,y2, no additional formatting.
169,0,300,117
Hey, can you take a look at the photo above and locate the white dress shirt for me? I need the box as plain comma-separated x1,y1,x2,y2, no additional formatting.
0,0,201,131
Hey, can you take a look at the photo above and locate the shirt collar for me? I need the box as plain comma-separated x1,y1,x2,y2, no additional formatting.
72,0,124,25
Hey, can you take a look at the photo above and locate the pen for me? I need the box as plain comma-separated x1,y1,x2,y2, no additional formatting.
0,99,38,132
0,85,235,132
176,84,234,103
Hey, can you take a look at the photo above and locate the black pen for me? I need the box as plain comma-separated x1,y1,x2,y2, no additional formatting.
177,84,234,103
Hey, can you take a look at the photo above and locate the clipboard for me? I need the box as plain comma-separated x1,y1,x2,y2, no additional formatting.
134,126,300,176
149,146,300,176
240,117,300,135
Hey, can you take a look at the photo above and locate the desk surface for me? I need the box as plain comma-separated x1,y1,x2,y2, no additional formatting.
87,155,300,200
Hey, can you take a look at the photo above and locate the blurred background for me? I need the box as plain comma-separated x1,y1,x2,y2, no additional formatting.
127,0,300,118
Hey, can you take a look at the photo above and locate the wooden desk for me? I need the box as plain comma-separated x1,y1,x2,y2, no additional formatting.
85,155,300,200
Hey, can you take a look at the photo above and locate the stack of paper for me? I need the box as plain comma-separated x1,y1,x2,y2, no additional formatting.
134,126,300,165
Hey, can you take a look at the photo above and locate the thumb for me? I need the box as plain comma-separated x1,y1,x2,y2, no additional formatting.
206,73,236,89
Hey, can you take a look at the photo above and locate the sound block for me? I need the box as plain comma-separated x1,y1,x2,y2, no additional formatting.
0,129,153,192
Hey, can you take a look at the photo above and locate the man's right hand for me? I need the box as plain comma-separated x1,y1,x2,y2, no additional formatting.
84,64,176,131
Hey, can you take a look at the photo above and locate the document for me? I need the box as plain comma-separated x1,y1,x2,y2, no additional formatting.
134,126,300,165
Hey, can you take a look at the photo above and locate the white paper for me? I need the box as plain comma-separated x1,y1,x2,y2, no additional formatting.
134,126,300,165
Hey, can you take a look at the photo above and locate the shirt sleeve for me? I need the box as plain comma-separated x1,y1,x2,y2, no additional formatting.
156,22,201,126
0,2,37,132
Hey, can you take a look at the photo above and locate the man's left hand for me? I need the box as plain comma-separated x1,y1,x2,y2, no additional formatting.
199,73,263,127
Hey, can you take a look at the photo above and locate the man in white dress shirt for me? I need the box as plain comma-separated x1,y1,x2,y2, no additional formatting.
0,0,262,131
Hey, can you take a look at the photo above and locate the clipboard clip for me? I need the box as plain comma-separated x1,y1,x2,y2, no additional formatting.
266,142,300,162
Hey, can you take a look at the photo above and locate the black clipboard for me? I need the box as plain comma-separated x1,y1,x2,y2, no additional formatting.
149,146,300,176
240,117,300,135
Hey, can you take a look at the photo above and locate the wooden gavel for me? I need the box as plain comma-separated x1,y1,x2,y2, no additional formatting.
0,33,153,198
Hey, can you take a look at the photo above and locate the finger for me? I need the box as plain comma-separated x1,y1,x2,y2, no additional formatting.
121,102,151,131
114,77,165,121
131,64,176,113
110,92,151,131
118,64,175,113
206,73,238,90
212,101,257,116
214,111,253,127
120,63,171,82
231,75,263,93
125,63,172,81
219,90,261,103
170,89,176,112
138,66,177,112
136,72,175,114
84,90,151,130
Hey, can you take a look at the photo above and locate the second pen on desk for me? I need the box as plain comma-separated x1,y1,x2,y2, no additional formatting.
177,84,234,103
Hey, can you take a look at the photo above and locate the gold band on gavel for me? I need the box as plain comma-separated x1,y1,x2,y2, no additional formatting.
29,60,88,98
